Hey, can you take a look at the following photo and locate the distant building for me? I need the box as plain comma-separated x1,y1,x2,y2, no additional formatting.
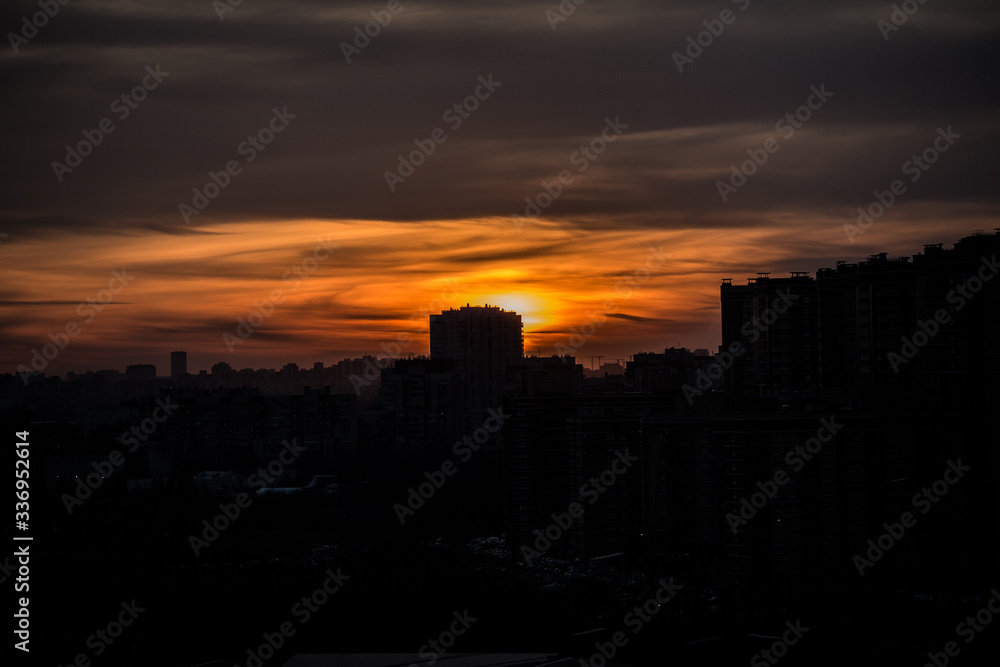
125,364,156,382
625,348,699,395
160,386,358,475
504,359,666,564
507,355,583,396
380,358,468,464
211,361,234,377
170,351,187,378
582,361,626,379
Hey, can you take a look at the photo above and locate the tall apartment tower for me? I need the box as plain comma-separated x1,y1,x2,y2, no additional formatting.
429,304,524,411
720,273,819,407
910,231,1000,410
815,253,916,407
171,351,187,378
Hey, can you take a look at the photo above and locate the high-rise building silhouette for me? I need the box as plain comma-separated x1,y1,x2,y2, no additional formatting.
171,350,187,378
719,230,1000,410
644,230,1000,609
504,357,670,563
815,253,916,407
720,273,819,407
430,304,523,411
624,347,700,394
909,231,1000,410
380,358,468,465
125,363,156,382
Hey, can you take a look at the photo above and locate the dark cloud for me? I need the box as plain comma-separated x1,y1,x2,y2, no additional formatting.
608,313,658,322
1,0,996,233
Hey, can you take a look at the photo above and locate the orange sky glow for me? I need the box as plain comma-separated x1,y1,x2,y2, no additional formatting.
4,209,984,375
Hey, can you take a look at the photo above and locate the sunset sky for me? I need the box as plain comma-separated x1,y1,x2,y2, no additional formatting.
2,0,998,375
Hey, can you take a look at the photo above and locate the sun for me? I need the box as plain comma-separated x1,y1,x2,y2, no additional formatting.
474,293,551,329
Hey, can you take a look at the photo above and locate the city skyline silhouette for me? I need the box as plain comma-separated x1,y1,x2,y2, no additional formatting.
2,1,998,665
